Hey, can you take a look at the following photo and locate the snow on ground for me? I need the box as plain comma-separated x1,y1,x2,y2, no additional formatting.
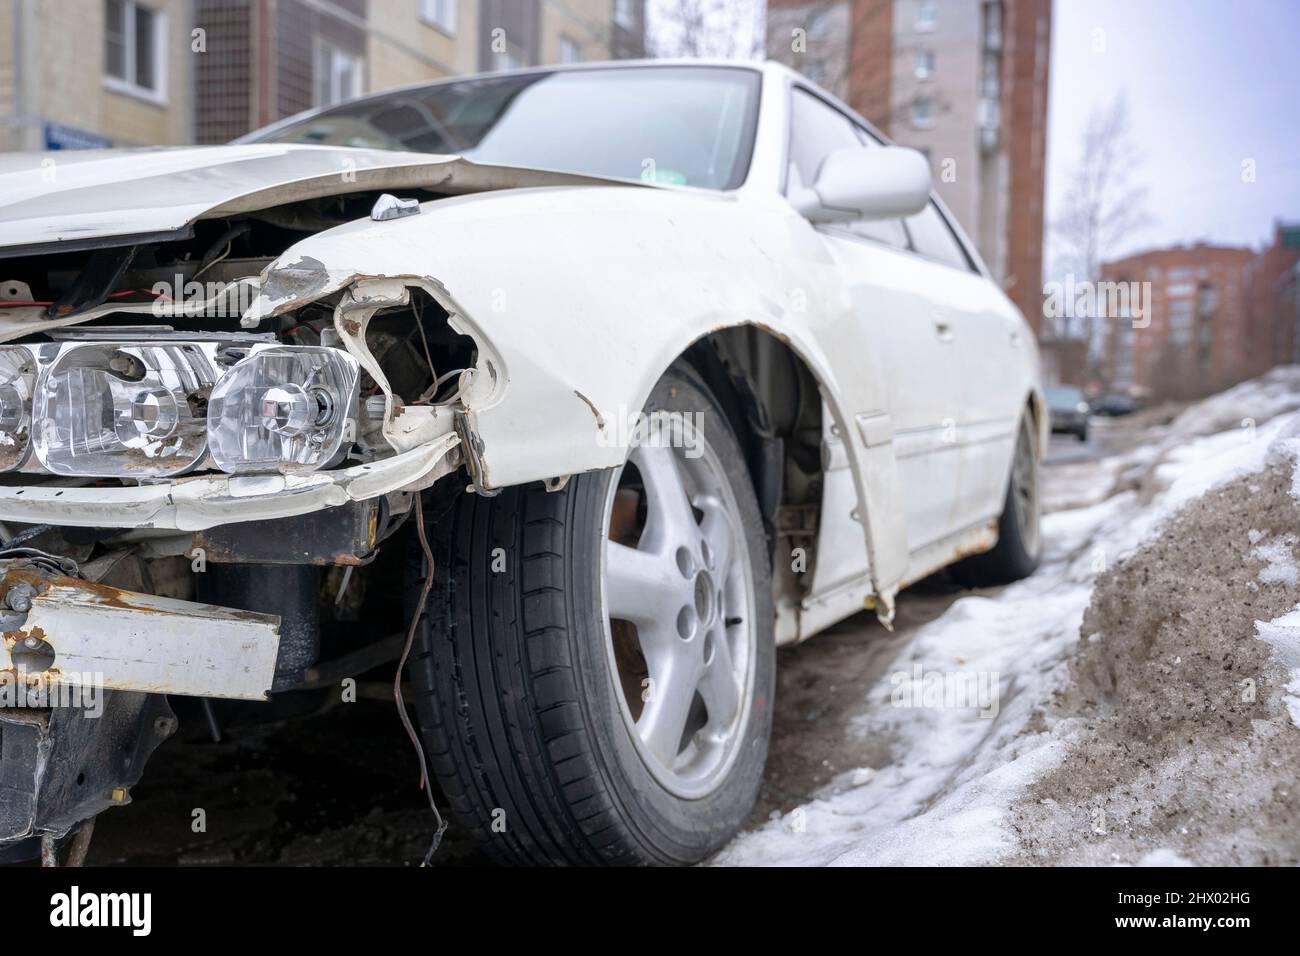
1256,606,1300,730
715,368,1300,866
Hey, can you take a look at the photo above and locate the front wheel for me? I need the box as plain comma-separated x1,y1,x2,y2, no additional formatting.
408,367,774,865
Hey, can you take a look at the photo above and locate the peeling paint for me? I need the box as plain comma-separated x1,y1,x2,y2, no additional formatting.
573,390,606,431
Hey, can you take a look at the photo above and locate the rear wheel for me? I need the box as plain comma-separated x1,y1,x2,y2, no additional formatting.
407,367,774,865
951,414,1041,586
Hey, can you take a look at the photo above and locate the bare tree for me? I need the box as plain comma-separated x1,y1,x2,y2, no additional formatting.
1050,94,1152,354
648,0,766,60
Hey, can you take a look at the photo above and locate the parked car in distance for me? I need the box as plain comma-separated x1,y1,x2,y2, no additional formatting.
1091,391,1138,417
1046,385,1090,441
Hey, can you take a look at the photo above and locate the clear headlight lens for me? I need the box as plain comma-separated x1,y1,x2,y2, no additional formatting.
207,347,359,475
32,344,214,477
0,346,36,472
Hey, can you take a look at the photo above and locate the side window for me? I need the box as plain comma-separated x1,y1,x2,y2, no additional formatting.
787,89,908,250
904,201,973,271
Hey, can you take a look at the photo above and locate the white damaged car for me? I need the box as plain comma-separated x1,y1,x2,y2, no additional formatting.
0,61,1043,865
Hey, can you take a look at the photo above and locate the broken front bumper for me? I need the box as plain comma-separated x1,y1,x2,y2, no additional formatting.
0,559,285,852
0,432,461,532
0,564,281,701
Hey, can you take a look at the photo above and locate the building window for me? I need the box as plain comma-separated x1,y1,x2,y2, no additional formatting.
104,0,166,101
420,0,457,35
915,0,937,32
614,0,637,29
559,37,583,63
910,97,934,128
314,42,363,107
914,49,935,79
1168,298,1195,345
982,0,1002,49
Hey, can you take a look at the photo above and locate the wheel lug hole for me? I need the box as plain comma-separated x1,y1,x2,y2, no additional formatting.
676,606,697,641
702,631,715,666
694,573,714,622
675,546,696,578
701,539,715,571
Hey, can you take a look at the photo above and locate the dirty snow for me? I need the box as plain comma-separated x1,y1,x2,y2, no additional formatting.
1256,605,1300,730
716,367,1300,867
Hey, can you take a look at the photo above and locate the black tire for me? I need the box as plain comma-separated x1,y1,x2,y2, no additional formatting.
950,414,1041,587
406,366,774,865
1077,427,1088,443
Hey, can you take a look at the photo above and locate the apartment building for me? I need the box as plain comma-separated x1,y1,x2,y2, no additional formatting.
1,0,195,151
1242,221,1300,377
201,0,646,142
765,0,1052,332
1099,244,1254,399
1099,225,1300,399
0,0,647,151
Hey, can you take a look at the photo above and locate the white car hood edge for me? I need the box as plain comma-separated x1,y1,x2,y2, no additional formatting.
0,143,640,255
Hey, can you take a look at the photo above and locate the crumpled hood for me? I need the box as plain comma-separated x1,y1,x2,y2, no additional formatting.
0,143,633,255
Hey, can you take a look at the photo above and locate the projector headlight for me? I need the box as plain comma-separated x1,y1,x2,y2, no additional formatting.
207,347,360,475
33,344,215,477
0,346,36,472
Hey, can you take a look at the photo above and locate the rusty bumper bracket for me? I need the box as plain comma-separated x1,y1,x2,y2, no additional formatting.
0,564,282,701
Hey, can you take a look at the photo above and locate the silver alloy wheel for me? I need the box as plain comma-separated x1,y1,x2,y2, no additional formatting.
600,435,757,799
1011,420,1040,557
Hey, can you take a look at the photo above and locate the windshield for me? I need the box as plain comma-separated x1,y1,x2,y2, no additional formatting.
247,66,762,191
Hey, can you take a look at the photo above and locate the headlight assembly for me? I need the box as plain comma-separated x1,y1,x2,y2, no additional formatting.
207,347,360,475
33,343,215,477
0,340,362,479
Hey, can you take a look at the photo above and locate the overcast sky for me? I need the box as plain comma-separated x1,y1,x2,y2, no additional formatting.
1046,0,1300,263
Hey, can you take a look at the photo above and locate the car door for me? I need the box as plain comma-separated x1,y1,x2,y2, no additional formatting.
785,87,968,562
899,197,1026,531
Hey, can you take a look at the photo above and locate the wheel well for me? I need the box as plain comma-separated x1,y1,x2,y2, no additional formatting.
681,327,825,573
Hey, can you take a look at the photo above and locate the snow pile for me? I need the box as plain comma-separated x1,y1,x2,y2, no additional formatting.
1255,606,1300,730
716,370,1300,867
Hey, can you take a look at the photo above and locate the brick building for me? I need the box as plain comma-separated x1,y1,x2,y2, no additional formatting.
0,0,647,150
765,0,1052,331
1242,222,1300,377
1099,225,1300,399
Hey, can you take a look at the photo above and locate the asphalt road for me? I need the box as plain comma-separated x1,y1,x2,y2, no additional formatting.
83,417,1132,866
